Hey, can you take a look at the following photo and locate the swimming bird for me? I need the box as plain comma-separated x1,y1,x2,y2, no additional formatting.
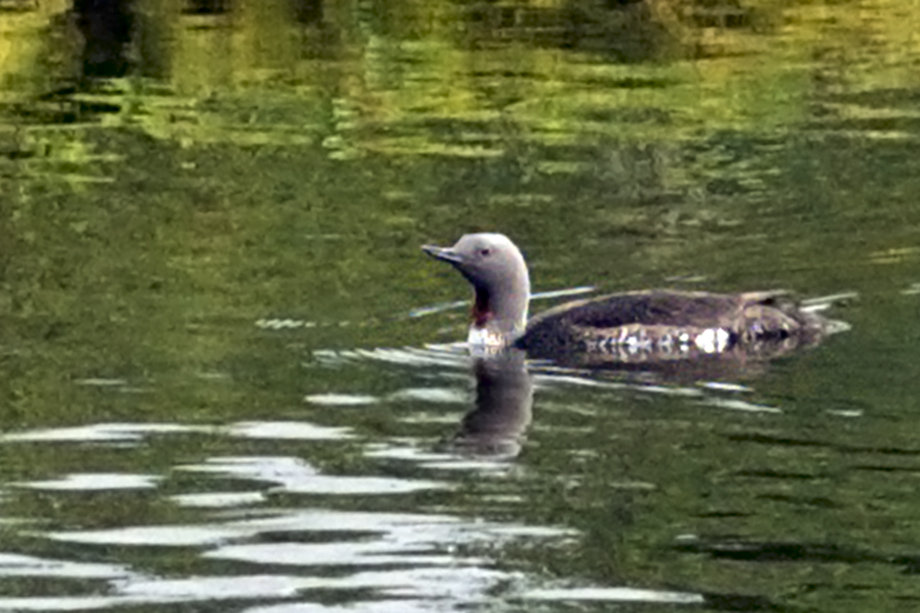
422,233,839,363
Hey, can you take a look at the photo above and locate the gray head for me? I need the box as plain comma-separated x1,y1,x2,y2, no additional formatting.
422,233,531,344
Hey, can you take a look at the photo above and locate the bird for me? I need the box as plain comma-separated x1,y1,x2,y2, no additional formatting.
421,233,841,363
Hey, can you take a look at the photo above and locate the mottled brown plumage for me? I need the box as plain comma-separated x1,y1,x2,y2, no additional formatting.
517,289,827,361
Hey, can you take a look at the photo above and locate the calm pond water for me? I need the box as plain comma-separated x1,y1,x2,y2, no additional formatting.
1,0,920,611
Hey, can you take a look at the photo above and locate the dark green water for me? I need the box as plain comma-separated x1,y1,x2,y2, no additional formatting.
1,0,919,611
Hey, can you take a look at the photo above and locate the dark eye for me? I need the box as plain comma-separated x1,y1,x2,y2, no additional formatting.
479,248,492,257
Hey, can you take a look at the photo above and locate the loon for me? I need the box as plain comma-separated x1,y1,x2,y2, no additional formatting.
422,233,838,362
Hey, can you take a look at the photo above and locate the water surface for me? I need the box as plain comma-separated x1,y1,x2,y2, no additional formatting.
1,0,920,611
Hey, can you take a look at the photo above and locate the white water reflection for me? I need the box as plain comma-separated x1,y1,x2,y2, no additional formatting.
43,524,234,547
226,421,355,440
12,473,161,491
0,566,518,611
303,394,380,406
244,600,462,613
523,586,704,604
0,360,720,613
74,378,129,387
204,542,468,567
312,346,470,370
0,596,128,611
700,397,782,414
170,491,267,508
14,507,580,611
0,553,134,579
364,440,525,477
177,456,447,494
42,507,574,549
0,569,705,611
0,420,353,444
364,444,519,473
113,574,326,601
0,423,201,443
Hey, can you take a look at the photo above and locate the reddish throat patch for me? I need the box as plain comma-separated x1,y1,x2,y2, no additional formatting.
471,291,492,328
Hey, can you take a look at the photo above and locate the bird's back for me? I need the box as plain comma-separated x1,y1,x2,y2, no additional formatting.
516,289,827,359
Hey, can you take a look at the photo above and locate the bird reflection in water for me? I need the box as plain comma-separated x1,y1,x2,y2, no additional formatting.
439,348,533,459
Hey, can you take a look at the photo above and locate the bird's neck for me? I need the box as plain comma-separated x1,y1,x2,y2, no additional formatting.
468,283,529,348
